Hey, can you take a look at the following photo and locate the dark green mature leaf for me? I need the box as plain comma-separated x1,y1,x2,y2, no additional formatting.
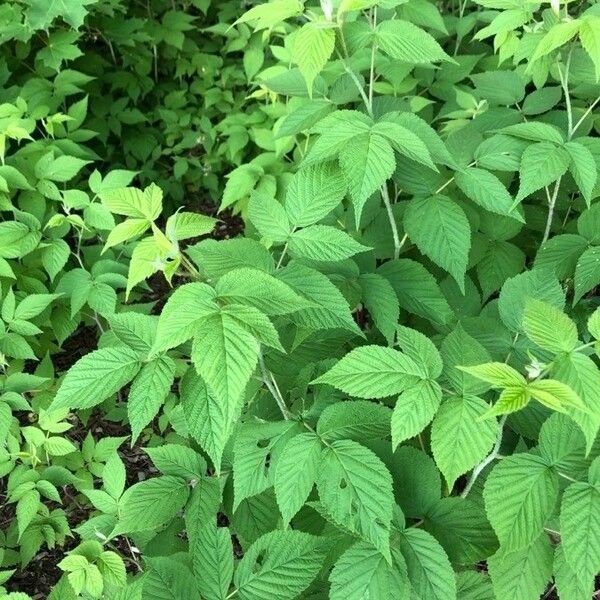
398,528,457,600
51,347,141,410
484,454,558,551
330,542,410,600
233,530,327,600
312,345,422,398
404,195,471,292
376,20,452,64
317,439,394,554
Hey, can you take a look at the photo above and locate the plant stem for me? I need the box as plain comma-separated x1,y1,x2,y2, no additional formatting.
558,49,573,138
571,95,600,136
381,184,402,259
542,177,562,244
258,351,291,420
542,49,572,243
461,414,508,498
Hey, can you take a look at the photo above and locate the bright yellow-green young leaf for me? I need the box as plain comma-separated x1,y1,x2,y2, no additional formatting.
293,22,335,97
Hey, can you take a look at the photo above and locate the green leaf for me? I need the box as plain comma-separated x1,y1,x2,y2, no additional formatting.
34,154,90,182
51,347,141,410
181,370,236,474
339,132,395,223
441,325,492,396
100,184,162,221
565,141,597,206
216,267,311,315
523,298,578,353
456,571,494,600
496,122,566,145
477,241,526,300
457,362,526,388
392,380,442,449
431,396,498,490
102,218,150,252
527,379,585,412
248,192,291,243
191,311,259,405
128,357,175,443
289,225,370,261
498,269,565,332
221,304,284,352
284,162,346,228
552,352,600,454
165,211,217,241
578,203,600,244
143,556,197,600
317,400,392,442
234,0,304,30
376,20,452,64
371,121,437,170
145,444,205,481
484,453,558,551
153,282,218,352
115,476,189,535
398,528,457,600
109,312,157,355
191,523,233,600
404,195,471,292
317,439,394,554
312,345,422,398
471,70,525,106
233,530,326,600
293,22,335,96
573,246,600,304
554,545,595,600
424,498,498,565
487,534,553,600
277,100,334,139
378,259,453,325
277,262,362,335
454,168,521,220
359,273,400,345
274,432,322,524
233,421,299,510
516,142,570,202
26,0,96,29
14,293,60,320
330,542,409,600
305,110,371,164
529,20,581,64
580,16,600,80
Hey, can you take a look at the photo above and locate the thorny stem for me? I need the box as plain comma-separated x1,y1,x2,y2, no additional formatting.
258,351,291,420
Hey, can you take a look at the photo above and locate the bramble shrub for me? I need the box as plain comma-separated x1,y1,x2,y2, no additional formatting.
1,0,600,599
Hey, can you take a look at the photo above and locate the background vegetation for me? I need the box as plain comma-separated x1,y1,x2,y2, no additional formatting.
1,0,600,599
